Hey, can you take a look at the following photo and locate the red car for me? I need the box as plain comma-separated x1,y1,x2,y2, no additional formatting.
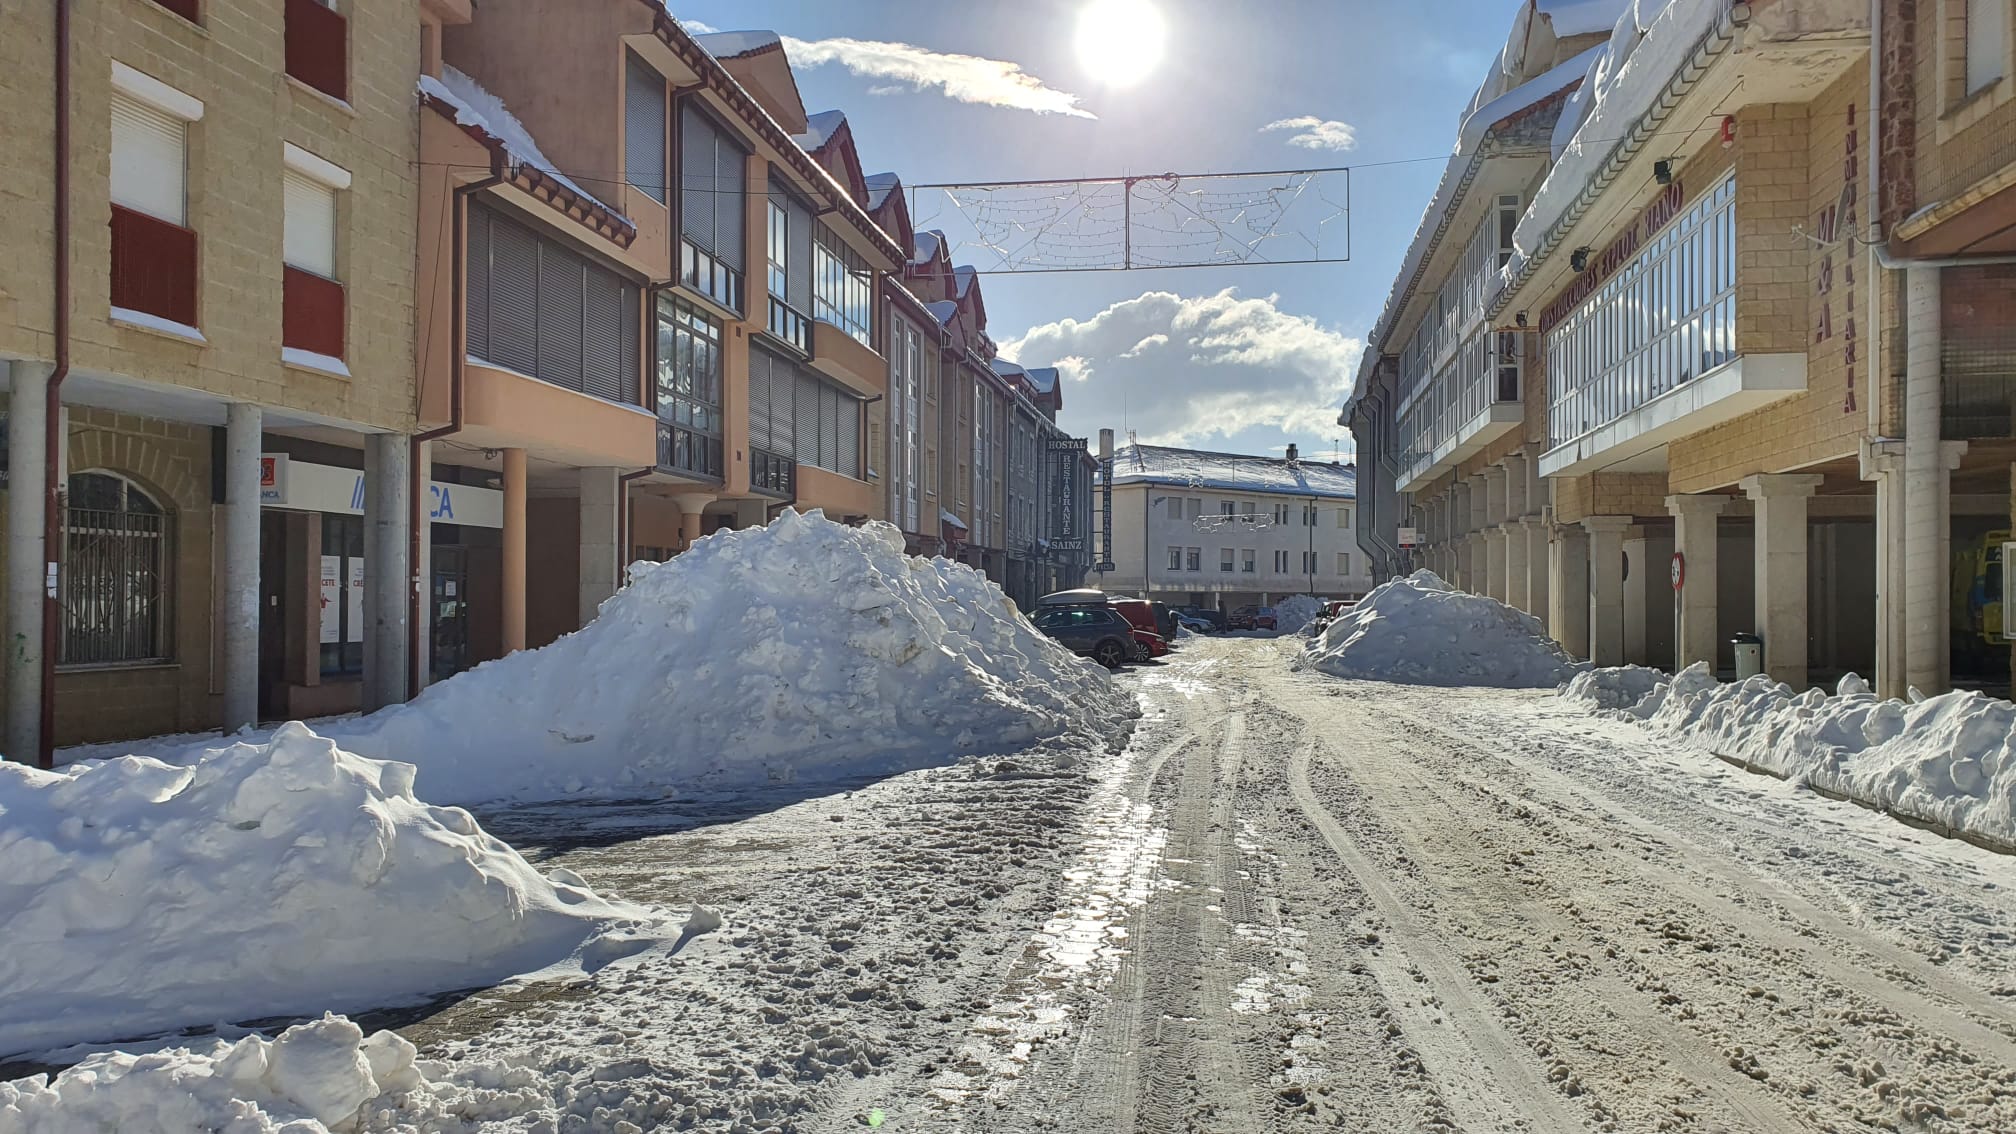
1129,627,1168,659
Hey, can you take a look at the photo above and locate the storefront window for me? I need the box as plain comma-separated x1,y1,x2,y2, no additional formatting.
657,295,725,479
320,513,364,677
60,472,172,666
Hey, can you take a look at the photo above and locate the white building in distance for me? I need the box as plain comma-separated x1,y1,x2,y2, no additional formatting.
1101,443,1372,610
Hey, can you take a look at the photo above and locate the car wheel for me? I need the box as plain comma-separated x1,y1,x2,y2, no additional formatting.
1095,639,1127,668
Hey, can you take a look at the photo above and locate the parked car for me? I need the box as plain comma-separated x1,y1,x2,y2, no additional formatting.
1108,598,1160,639
1176,612,1216,634
1309,599,1354,634
1148,601,1180,642
1230,605,1278,631
1179,605,1227,631
1129,627,1168,660
1030,606,1138,668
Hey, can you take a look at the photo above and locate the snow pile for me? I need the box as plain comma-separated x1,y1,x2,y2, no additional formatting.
321,511,1130,805
1271,594,1325,634
1302,570,1584,687
1564,664,2016,846
0,724,656,1057
0,1017,425,1133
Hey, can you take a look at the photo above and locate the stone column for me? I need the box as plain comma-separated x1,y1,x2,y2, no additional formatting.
673,493,712,551
5,362,50,762
221,403,263,732
412,439,434,692
361,432,410,711
1667,493,1727,673
1503,521,1529,613
1741,473,1824,687
501,448,527,654
1549,520,1590,658
1484,527,1508,604
1524,515,1550,620
1859,440,1906,698
579,467,620,625
1902,266,1962,695
1502,452,1529,522
1583,515,1632,668
1483,466,1508,527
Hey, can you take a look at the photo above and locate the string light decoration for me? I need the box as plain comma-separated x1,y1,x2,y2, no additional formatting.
909,166,1351,274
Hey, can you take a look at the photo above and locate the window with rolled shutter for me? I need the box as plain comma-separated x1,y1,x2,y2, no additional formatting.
625,56,666,205
582,269,627,402
111,93,185,224
464,207,490,360
783,187,812,314
794,370,821,466
536,243,585,389
680,105,744,269
837,395,860,478
818,382,839,470
283,169,337,278
487,217,539,376
747,348,773,451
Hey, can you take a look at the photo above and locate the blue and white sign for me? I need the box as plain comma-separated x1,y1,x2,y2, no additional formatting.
263,460,504,528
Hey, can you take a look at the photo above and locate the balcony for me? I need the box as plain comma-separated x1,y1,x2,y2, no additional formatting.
766,295,811,355
284,0,346,102
750,447,796,500
110,204,198,329
1538,354,1806,477
282,265,345,360
655,419,724,482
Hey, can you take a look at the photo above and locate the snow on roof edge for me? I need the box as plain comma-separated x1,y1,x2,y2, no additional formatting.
421,69,628,225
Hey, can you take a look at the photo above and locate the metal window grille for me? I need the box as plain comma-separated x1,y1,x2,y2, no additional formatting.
60,473,172,666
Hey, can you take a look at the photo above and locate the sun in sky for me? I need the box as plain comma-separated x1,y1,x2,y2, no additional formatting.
1074,0,1167,87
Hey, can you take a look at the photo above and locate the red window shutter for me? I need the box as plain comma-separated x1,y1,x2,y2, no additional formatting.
283,265,346,359
110,204,199,328
284,0,347,102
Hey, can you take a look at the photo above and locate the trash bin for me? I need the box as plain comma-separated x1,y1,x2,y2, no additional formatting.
1732,632,1763,679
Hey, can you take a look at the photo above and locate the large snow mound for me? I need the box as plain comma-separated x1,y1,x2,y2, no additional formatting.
322,511,1132,805
0,724,658,1058
1302,571,1585,687
1272,594,1325,635
0,1016,426,1134
1564,664,2016,847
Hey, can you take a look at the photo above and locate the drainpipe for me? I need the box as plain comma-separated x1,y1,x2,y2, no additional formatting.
407,163,504,699
616,467,654,589
36,0,72,768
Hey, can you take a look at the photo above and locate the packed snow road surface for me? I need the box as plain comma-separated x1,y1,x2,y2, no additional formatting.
976,636,2016,1133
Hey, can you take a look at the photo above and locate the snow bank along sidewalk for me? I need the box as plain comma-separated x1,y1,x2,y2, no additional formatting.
1300,570,1585,687
0,724,661,1059
1271,594,1325,634
314,510,1134,805
1564,664,2016,851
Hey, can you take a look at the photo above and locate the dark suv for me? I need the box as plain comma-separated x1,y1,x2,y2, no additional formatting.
1031,606,1138,668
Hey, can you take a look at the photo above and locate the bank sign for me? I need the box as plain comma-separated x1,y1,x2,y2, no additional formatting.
260,457,505,528
1048,438,1088,550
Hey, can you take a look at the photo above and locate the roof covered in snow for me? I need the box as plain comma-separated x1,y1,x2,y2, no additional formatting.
420,69,626,224
913,230,944,265
954,265,978,298
793,109,847,152
925,299,959,326
865,172,900,210
1110,444,1356,498
1024,367,1059,395
693,29,782,58
1537,0,1634,38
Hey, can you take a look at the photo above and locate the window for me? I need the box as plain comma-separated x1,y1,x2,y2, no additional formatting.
892,316,924,529
765,187,812,351
466,202,642,405
1302,551,1317,575
282,144,348,361
926,446,937,496
1186,547,1201,572
1220,548,1235,572
1337,552,1352,576
1968,0,2008,93
110,76,199,327
1167,496,1184,520
1337,506,1352,529
748,344,864,477
1274,503,1289,525
151,0,199,22
284,0,347,102
1242,549,1256,573
60,472,172,667
625,55,666,204
1168,546,1183,570
815,225,874,344
319,513,365,676
1186,498,1202,521
1221,500,1235,517
1545,174,1737,448
679,104,746,311
1274,549,1288,573
656,296,724,479
766,200,788,298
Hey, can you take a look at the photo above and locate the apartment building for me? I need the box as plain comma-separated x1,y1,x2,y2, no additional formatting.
2,0,427,756
1350,0,2016,698
1105,444,1370,609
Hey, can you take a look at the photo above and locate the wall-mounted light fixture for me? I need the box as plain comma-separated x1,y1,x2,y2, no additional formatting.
1570,247,1591,273
1653,159,1674,185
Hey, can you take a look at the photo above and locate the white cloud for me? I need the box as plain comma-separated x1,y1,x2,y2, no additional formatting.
1260,116,1358,152
780,36,1097,119
999,289,1360,448
675,15,718,34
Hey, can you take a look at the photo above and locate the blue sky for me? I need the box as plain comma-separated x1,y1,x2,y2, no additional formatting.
675,0,1523,461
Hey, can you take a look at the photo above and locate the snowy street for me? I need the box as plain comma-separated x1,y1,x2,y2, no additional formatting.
114,633,2005,1133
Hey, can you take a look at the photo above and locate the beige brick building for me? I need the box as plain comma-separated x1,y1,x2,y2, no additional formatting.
1350,0,2016,698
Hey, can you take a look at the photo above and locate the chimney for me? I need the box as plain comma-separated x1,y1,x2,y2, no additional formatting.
1285,443,1299,462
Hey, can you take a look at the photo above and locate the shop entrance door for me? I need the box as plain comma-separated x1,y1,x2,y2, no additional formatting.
431,546,470,681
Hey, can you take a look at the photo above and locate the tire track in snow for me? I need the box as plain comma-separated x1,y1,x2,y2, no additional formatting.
1285,739,1588,1133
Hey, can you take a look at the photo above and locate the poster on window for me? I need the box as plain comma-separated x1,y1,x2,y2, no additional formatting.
319,556,342,644
348,559,366,643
